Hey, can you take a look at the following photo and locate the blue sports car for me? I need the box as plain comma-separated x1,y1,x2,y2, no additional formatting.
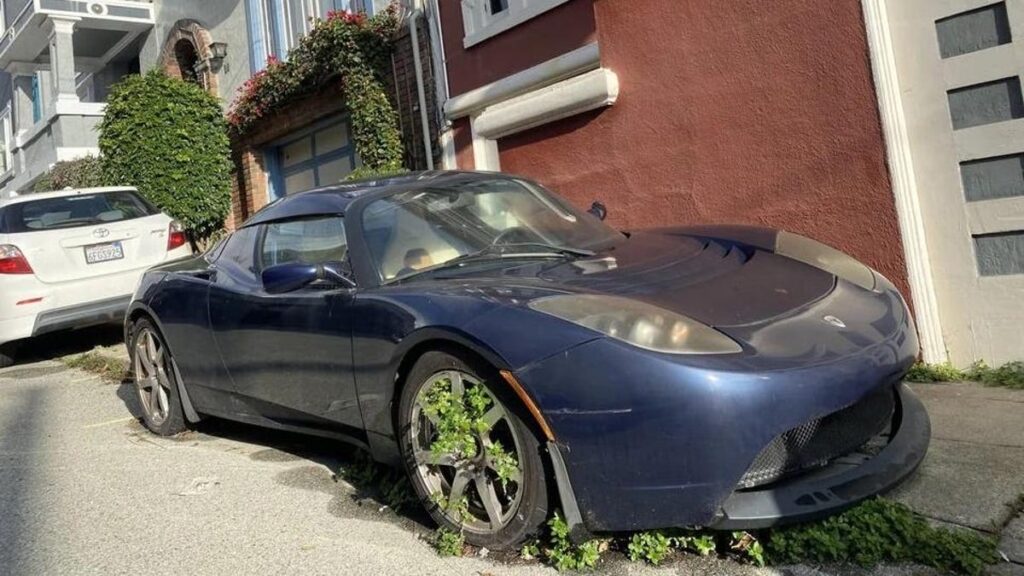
126,171,929,550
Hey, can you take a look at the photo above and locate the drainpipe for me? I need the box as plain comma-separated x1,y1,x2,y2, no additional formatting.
406,1,434,169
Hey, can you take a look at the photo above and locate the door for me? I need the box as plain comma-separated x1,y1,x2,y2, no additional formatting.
208,216,363,432
269,119,358,198
885,0,1024,364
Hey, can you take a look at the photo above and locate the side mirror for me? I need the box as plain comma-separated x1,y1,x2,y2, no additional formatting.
588,201,607,221
261,261,355,294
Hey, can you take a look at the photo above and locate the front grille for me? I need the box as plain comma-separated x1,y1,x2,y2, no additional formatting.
738,384,896,489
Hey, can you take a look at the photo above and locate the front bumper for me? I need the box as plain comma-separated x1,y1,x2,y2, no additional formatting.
710,382,929,529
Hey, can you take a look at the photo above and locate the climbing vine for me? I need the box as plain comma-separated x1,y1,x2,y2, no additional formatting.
226,7,404,173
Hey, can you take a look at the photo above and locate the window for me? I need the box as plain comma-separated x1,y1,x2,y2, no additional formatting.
0,105,10,174
460,0,570,47
247,0,383,71
0,191,158,234
267,119,358,199
218,226,259,274
31,74,42,124
260,216,348,268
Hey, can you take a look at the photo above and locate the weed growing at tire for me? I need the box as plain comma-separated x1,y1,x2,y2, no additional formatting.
433,528,465,557
62,351,128,383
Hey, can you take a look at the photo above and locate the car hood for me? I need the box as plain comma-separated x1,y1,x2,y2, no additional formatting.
508,228,835,327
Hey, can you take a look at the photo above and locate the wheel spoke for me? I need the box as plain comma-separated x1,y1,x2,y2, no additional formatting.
136,343,155,376
475,476,503,530
149,381,160,412
145,332,158,366
416,449,456,467
448,471,470,505
448,371,464,398
481,405,504,429
485,457,522,485
416,396,440,426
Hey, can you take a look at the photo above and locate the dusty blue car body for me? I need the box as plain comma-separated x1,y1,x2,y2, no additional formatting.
126,171,929,535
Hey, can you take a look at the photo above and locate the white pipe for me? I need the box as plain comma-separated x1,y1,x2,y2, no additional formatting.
407,6,434,169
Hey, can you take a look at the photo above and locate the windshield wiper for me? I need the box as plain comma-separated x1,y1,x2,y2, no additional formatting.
393,243,595,282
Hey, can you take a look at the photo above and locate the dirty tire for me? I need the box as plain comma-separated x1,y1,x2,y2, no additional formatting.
398,349,550,551
0,341,17,368
129,318,187,436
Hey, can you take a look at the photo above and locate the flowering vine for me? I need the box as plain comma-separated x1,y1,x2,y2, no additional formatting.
227,6,404,172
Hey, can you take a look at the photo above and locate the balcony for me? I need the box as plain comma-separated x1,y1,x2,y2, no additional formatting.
0,0,154,71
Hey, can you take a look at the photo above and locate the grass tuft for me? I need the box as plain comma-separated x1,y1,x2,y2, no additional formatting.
61,351,128,383
905,360,1024,389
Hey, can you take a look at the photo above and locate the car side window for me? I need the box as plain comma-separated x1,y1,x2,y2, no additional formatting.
259,216,348,269
217,226,259,274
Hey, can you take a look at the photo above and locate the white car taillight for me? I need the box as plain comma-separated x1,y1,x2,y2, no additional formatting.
167,221,187,251
0,244,33,275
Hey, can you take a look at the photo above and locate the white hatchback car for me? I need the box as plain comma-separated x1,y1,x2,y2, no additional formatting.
0,187,192,367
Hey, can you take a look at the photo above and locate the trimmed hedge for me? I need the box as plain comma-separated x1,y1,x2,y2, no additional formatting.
99,70,231,242
33,155,106,192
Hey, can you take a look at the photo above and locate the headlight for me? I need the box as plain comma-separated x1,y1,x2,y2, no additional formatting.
775,231,876,291
529,295,742,355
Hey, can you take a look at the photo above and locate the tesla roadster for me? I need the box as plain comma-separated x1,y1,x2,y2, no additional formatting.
125,171,929,549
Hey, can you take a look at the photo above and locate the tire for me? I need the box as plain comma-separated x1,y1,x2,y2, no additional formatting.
398,350,549,550
128,318,187,436
0,342,16,368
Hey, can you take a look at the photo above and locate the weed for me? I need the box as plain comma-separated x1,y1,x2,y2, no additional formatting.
545,510,602,571
675,533,717,556
906,360,1024,389
340,449,417,513
434,527,464,557
730,531,765,567
627,530,672,565
62,351,127,383
520,539,541,561
765,498,996,575
905,362,964,383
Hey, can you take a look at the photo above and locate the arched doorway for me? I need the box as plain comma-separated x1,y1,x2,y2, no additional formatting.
159,20,218,96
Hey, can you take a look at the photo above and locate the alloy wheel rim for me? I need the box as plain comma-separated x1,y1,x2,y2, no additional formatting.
134,328,172,426
410,370,526,534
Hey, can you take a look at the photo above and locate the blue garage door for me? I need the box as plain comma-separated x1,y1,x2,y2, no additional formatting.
268,119,358,199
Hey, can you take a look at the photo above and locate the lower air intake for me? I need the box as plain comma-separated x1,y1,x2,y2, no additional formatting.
738,384,896,489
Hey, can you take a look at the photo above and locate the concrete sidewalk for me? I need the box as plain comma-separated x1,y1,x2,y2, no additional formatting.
0,335,1021,575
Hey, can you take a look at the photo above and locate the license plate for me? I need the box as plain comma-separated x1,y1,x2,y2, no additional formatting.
84,241,124,264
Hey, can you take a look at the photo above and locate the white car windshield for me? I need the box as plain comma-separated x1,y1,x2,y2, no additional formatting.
362,178,622,281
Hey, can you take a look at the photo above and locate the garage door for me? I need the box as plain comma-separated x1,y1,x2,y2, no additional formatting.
271,119,358,198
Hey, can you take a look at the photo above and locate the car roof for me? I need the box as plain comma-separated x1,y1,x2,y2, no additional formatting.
241,171,511,228
0,186,139,207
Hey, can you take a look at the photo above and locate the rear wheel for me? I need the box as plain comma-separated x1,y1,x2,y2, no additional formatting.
0,342,17,368
398,350,549,550
130,319,186,436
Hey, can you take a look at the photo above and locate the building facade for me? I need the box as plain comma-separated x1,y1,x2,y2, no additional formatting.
427,0,1023,366
0,0,250,197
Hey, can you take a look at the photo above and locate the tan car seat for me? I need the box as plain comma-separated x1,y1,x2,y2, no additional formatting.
379,204,461,279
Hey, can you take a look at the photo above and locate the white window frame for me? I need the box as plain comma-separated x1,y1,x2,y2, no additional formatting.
0,104,12,174
461,0,571,48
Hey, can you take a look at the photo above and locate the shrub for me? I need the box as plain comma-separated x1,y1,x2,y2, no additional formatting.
227,8,403,175
765,498,996,575
99,70,232,243
33,155,106,192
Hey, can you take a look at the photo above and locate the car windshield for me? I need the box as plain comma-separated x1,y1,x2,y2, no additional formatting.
0,191,158,233
362,178,623,281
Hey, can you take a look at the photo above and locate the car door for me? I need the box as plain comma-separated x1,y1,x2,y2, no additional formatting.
208,216,363,433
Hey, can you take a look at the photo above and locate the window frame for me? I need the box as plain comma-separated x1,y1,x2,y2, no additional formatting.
0,103,13,175
255,215,352,277
461,0,571,48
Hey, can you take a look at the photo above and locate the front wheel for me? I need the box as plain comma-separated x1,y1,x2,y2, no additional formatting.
398,350,550,550
129,318,187,436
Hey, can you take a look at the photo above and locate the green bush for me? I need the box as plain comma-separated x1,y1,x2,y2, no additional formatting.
766,499,996,575
99,70,231,243
33,155,106,192
227,9,403,175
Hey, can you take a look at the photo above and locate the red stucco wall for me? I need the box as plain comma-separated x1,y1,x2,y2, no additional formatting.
438,0,597,97
496,0,910,298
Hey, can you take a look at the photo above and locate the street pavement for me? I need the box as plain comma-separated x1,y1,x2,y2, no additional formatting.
0,328,1021,575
